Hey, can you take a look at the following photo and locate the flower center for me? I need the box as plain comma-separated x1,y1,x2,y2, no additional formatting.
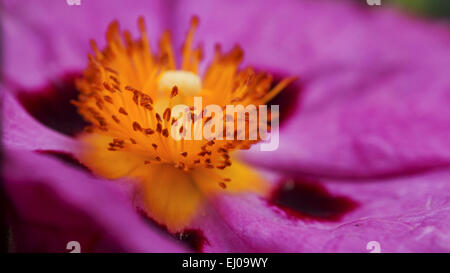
158,70,202,96
74,16,296,186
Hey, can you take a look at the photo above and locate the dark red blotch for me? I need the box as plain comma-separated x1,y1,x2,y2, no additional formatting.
267,73,304,125
137,208,208,252
175,229,209,253
269,178,358,222
36,150,91,173
17,73,87,136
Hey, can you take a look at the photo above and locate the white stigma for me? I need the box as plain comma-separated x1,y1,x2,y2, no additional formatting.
158,70,202,96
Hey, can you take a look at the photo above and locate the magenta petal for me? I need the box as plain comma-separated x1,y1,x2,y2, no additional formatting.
189,206,255,253
243,58,450,177
2,91,78,153
2,0,170,89
198,170,450,252
174,0,450,178
174,0,450,77
3,149,186,252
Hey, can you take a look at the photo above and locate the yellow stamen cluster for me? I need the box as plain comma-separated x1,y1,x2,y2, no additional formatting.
74,16,295,184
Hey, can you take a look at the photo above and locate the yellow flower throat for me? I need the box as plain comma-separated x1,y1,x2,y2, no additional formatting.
74,16,295,232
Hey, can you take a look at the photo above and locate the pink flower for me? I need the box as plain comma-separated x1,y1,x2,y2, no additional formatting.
2,0,450,252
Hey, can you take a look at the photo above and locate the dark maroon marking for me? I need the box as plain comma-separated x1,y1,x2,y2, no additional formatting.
175,229,209,253
267,73,303,126
18,73,88,136
269,178,358,222
0,179,9,253
137,208,208,252
36,150,91,173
